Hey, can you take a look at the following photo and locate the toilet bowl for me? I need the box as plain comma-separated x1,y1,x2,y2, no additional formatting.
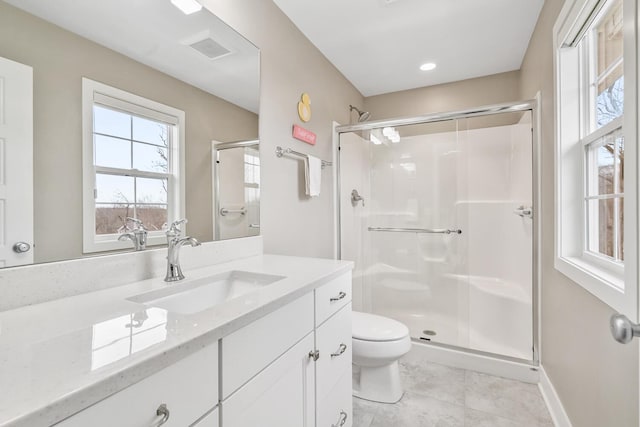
352,311,411,403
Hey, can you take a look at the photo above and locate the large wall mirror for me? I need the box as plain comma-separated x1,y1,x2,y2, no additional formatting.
0,0,260,268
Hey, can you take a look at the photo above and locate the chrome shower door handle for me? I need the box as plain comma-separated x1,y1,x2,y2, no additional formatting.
610,314,640,344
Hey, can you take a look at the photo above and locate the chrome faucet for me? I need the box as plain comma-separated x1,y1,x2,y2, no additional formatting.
164,219,201,282
118,217,148,251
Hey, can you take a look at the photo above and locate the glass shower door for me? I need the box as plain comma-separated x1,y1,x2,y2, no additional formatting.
339,109,534,362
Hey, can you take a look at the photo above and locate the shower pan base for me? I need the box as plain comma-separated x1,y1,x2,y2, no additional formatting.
407,340,539,384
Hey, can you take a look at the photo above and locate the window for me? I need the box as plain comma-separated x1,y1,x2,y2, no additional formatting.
82,79,185,253
582,0,624,263
554,0,637,315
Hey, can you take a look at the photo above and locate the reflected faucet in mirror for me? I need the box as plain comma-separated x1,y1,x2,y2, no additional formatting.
117,217,148,251
165,219,201,282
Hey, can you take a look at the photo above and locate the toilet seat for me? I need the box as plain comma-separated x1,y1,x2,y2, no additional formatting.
352,311,409,342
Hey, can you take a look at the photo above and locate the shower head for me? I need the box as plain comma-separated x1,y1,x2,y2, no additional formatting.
349,105,371,122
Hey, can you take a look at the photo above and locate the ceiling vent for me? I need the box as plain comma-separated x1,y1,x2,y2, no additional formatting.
189,38,231,60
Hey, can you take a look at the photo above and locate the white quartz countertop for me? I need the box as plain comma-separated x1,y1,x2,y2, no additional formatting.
0,254,353,427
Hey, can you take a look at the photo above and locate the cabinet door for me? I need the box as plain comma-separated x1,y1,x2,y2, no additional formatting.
317,371,353,427
222,332,315,427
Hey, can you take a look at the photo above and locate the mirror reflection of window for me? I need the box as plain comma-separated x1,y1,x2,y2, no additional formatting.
93,105,171,234
82,78,185,254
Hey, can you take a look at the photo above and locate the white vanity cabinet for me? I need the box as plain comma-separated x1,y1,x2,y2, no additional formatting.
52,270,352,427
54,343,219,427
221,271,353,427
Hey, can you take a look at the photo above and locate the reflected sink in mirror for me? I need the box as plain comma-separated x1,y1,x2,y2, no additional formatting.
127,271,285,315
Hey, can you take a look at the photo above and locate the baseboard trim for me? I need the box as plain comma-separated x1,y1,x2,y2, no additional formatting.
538,366,572,427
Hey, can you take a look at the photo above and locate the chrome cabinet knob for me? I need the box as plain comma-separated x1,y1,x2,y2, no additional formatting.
610,314,640,344
13,242,31,253
308,350,320,361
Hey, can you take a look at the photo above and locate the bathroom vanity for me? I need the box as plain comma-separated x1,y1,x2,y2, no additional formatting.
0,242,353,427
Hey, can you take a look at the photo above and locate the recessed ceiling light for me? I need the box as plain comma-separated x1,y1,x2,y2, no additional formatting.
420,62,437,71
171,0,202,15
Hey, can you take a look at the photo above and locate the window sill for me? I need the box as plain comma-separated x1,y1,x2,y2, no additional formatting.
83,234,166,254
555,255,628,311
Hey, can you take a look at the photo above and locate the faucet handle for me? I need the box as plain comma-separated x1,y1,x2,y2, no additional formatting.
167,219,188,236
126,217,147,231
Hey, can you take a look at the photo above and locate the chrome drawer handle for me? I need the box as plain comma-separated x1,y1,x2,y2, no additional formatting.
331,343,347,358
330,291,346,302
332,410,348,427
154,403,170,426
309,350,320,361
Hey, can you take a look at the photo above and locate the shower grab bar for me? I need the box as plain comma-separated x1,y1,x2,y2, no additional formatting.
368,227,462,235
275,146,332,167
220,207,246,216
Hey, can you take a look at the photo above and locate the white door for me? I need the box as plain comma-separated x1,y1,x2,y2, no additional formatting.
0,56,33,267
222,332,315,427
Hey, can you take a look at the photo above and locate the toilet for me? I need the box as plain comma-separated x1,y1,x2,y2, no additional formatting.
351,311,412,403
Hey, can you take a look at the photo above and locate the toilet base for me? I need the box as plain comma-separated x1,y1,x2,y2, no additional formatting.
352,361,404,404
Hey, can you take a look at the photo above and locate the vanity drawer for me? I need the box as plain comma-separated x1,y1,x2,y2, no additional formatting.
317,369,353,427
316,303,352,401
315,272,352,326
221,292,314,398
55,343,218,427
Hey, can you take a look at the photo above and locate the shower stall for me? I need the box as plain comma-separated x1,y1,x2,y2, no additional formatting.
337,101,538,365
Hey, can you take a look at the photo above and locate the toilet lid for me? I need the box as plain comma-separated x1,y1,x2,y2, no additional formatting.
352,311,409,342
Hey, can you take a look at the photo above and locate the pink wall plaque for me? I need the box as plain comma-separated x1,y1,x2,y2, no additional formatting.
292,124,317,145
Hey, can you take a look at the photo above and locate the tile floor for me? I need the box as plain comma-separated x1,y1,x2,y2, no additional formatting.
353,353,554,427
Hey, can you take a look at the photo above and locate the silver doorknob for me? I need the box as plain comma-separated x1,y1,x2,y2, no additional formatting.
610,314,640,344
13,242,31,253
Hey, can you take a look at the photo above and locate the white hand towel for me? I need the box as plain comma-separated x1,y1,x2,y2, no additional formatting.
305,155,322,197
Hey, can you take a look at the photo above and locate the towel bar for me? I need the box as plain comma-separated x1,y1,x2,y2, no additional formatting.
275,146,332,167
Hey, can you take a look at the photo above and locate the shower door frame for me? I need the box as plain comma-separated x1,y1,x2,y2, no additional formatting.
335,98,541,366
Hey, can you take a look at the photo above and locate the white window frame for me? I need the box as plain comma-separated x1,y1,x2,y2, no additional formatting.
82,78,185,253
554,0,638,316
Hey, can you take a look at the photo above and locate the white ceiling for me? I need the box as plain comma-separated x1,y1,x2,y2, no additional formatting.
5,0,260,113
273,0,544,97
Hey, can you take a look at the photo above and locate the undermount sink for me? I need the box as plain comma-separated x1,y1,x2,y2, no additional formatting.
127,270,286,315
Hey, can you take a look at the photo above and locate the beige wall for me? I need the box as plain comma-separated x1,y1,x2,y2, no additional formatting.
520,1,639,426
0,1,258,263
363,70,521,120
200,0,364,258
